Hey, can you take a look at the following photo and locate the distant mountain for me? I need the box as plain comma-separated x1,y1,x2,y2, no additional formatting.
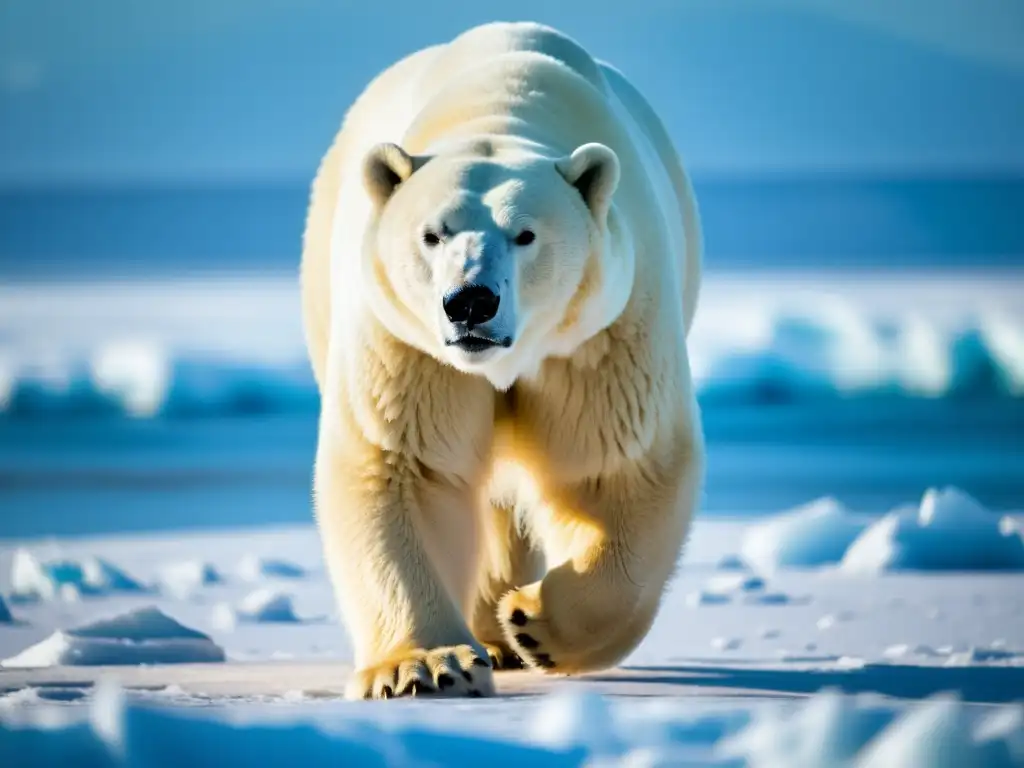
1,1,1023,185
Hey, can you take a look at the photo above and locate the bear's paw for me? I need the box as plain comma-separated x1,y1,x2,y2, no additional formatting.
346,644,495,700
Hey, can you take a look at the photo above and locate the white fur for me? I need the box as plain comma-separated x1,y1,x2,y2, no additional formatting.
300,21,704,700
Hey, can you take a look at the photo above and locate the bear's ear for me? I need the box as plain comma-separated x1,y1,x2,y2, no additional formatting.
362,143,429,207
556,143,620,223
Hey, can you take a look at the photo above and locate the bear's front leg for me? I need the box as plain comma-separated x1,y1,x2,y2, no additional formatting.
314,358,496,700
497,427,703,674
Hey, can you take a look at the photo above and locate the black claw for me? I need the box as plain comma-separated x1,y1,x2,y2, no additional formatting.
533,653,556,669
461,670,473,682
469,690,483,698
514,633,540,649
381,685,393,699
472,656,492,668
509,609,528,626
437,673,455,689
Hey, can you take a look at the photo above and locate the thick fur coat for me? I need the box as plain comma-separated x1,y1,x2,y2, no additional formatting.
301,21,704,699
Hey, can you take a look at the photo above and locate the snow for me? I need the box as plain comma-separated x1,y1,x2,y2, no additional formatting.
1,272,1023,763
740,497,870,571
0,681,1020,767
0,607,225,668
841,487,1024,573
718,690,1024,768
2,274,1023,420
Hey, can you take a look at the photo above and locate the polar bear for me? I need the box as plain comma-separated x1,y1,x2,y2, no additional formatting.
301,21,704,700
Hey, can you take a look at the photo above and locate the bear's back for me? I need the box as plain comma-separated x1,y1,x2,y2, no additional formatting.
437,22,608,94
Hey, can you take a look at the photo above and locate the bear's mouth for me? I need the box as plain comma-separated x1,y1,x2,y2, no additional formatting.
446,334,513,354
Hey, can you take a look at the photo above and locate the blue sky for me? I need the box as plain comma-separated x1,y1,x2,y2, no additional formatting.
1,0,1022,185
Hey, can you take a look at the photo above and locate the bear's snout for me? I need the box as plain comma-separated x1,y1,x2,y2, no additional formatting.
442,284,500,327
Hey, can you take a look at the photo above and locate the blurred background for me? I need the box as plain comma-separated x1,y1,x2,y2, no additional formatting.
1,0,1022,539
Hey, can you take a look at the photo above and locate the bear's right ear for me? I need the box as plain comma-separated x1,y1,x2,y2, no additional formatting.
362,143,428,207
556,143,620,224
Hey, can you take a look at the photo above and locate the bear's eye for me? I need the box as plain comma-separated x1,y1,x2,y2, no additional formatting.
422,230,442,247
514,229,536,247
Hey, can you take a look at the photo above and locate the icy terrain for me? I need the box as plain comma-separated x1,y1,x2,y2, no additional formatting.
1,490,1022,765
2,273,1023,419
1,272,1023,764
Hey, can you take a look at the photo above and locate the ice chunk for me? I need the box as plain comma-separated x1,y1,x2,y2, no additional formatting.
978,312,1024,396
0,607,225,668
529,687,621,756
158,560,224,598
854,695,976,768
234,589,299,623
82,558,148,593
744,592,796,606
712,637,742,651
717,688,884,767
9,551,146,600
704,574,765,595
236,555,305,582
90,341,170,418
943,647,1019,666
11,550,80,601
0,593,13,624
715,554,750,571
841,487,1024,573
882,644,943,660
816,611,856,631
685,591,731,607
974,706,1024,767
213,589,301,630
741,497,869,571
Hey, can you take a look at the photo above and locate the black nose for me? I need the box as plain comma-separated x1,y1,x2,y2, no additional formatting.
443,284,500,326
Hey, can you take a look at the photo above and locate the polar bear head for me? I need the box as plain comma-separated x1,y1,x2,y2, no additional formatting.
360,140,625,389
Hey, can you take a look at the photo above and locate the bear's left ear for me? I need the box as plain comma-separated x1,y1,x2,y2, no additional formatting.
556,142,620,223
363,142,430,207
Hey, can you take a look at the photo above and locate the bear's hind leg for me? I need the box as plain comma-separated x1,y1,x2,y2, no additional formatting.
470,500,545,670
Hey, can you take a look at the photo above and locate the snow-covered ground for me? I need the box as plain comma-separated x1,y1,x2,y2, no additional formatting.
1,489,1023,765
2,271,1023,764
